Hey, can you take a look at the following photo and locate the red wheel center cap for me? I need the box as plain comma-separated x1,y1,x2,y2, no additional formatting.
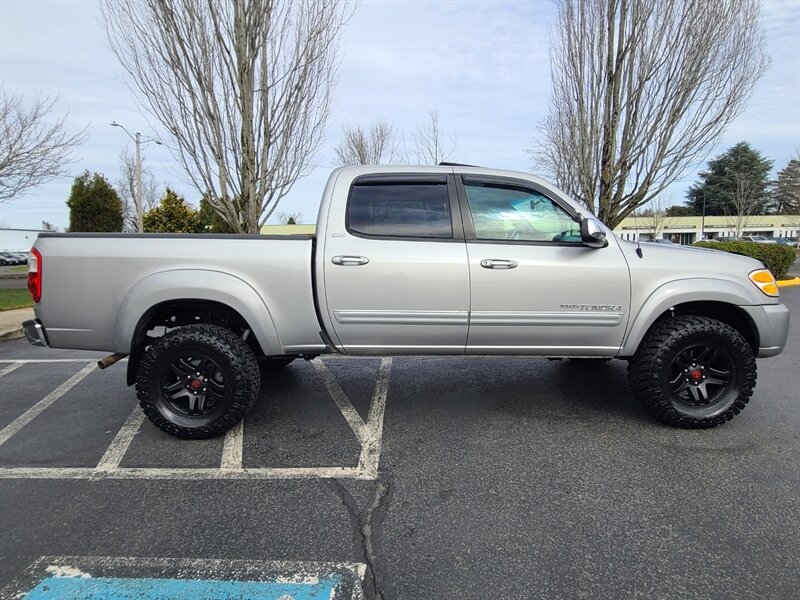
691,369,702,380
190,379,202,390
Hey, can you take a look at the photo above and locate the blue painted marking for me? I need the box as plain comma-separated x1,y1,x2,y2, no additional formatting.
23,575,341,599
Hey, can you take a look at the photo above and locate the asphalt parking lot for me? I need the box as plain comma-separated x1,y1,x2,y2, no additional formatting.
1,287,798,599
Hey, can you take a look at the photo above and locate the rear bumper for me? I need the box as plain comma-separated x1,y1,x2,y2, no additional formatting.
740,303,790,358
22,319,49,347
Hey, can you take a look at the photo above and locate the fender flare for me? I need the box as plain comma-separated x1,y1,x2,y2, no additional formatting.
114,268,282,358
619,277,762,356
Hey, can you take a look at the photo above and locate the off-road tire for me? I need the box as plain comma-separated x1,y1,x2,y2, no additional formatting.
628,316,756,428
136,324,260,438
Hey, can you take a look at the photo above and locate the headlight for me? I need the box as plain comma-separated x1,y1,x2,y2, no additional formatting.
749,269,779,297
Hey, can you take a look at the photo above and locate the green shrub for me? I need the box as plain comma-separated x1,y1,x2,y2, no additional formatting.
693,241,795,279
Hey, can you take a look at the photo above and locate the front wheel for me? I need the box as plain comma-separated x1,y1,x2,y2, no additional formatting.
628,316,756,428
135,324,260,438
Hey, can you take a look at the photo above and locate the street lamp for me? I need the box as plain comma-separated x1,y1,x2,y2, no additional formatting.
110,122,162,233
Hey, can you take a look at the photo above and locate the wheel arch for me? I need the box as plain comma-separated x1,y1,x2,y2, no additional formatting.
115,270,281,385
621,279,762,356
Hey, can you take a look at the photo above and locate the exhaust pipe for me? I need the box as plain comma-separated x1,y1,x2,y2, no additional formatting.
97,353,128,370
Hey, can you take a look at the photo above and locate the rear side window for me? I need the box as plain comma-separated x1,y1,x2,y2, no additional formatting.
348,183,452,238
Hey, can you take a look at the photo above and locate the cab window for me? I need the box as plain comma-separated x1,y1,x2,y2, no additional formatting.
463,181,580,243
348,182,452,239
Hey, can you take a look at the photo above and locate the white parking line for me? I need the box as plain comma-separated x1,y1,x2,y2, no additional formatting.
0,357,392,480
312,359,369,445
0,358,102,363
359,358,392,478
0,362,96,447
220,421,244,470
96,408,145,471
0,362,23,378
0,466,372,480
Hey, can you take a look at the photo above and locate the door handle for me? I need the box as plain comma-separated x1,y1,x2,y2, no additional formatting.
332,255,370,266
480,259,518,270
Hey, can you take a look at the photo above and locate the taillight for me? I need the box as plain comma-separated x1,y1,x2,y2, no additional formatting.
28,247,42,303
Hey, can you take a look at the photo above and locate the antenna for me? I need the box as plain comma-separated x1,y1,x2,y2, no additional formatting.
633,210,643,258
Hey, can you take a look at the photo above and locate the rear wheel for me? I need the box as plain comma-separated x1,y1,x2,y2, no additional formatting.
136,324,260,438
628,316,756,428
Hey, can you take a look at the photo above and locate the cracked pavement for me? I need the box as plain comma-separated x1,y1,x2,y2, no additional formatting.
1,287,798,599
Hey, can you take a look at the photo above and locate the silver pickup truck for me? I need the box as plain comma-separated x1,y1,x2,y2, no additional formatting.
24,165,789,436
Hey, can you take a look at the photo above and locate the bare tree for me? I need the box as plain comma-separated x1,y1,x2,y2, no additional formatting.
639,195,674,240
725,172,761,238
0,93,87,203
531,0,769,228
102,0,351,233
411,111,456,165
334,120,396,166
116,146,159,233
277,211,303,225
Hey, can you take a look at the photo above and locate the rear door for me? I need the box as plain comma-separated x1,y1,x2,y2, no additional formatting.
458,175,631,355
322,173,470,354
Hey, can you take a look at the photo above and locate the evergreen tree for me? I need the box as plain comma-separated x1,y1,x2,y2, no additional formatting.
768,158,800,215
197,196,235,233
665,205,697,217
66,170,124,232
685,142,772,216
143,188,201,233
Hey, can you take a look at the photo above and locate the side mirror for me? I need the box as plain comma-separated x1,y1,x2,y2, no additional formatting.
580,217,608,248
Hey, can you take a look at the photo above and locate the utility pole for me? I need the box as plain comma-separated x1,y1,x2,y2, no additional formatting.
700,193,706,241
134,131,143,233
110,122,160,233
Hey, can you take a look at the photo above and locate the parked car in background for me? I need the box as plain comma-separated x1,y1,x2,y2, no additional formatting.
642,238,674,245
740,235,776,244
0,252,24,265
774,237,798,247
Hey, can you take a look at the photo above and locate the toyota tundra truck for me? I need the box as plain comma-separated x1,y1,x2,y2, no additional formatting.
23,165,790,436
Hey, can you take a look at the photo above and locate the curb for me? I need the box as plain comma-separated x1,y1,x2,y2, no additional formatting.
0,327,24,341
777,277,800,288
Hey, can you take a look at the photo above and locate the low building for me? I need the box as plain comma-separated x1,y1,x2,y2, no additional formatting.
613,215,800,245
0,228,47,252
260,224,316,236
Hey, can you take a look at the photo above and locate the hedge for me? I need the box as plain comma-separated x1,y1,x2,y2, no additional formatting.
692,241,795,279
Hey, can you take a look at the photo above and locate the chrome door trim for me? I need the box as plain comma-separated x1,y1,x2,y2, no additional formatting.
334,310,469,326
470,311,624,327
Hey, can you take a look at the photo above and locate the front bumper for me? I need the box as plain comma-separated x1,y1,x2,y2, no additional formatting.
740,303,790,358
22,319,49,347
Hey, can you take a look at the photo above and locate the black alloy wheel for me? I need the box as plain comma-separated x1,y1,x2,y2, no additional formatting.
628,315,756,428
136,324,260,438
159,352,226,418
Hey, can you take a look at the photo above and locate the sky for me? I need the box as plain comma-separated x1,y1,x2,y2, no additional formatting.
0,0,798,231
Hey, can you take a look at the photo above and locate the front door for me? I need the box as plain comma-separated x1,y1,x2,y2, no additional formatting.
459,176,631,355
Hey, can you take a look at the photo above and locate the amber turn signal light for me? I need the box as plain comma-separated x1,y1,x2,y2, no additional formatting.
749,269,779,297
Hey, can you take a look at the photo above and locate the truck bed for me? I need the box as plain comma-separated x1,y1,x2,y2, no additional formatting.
34,233,323,354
